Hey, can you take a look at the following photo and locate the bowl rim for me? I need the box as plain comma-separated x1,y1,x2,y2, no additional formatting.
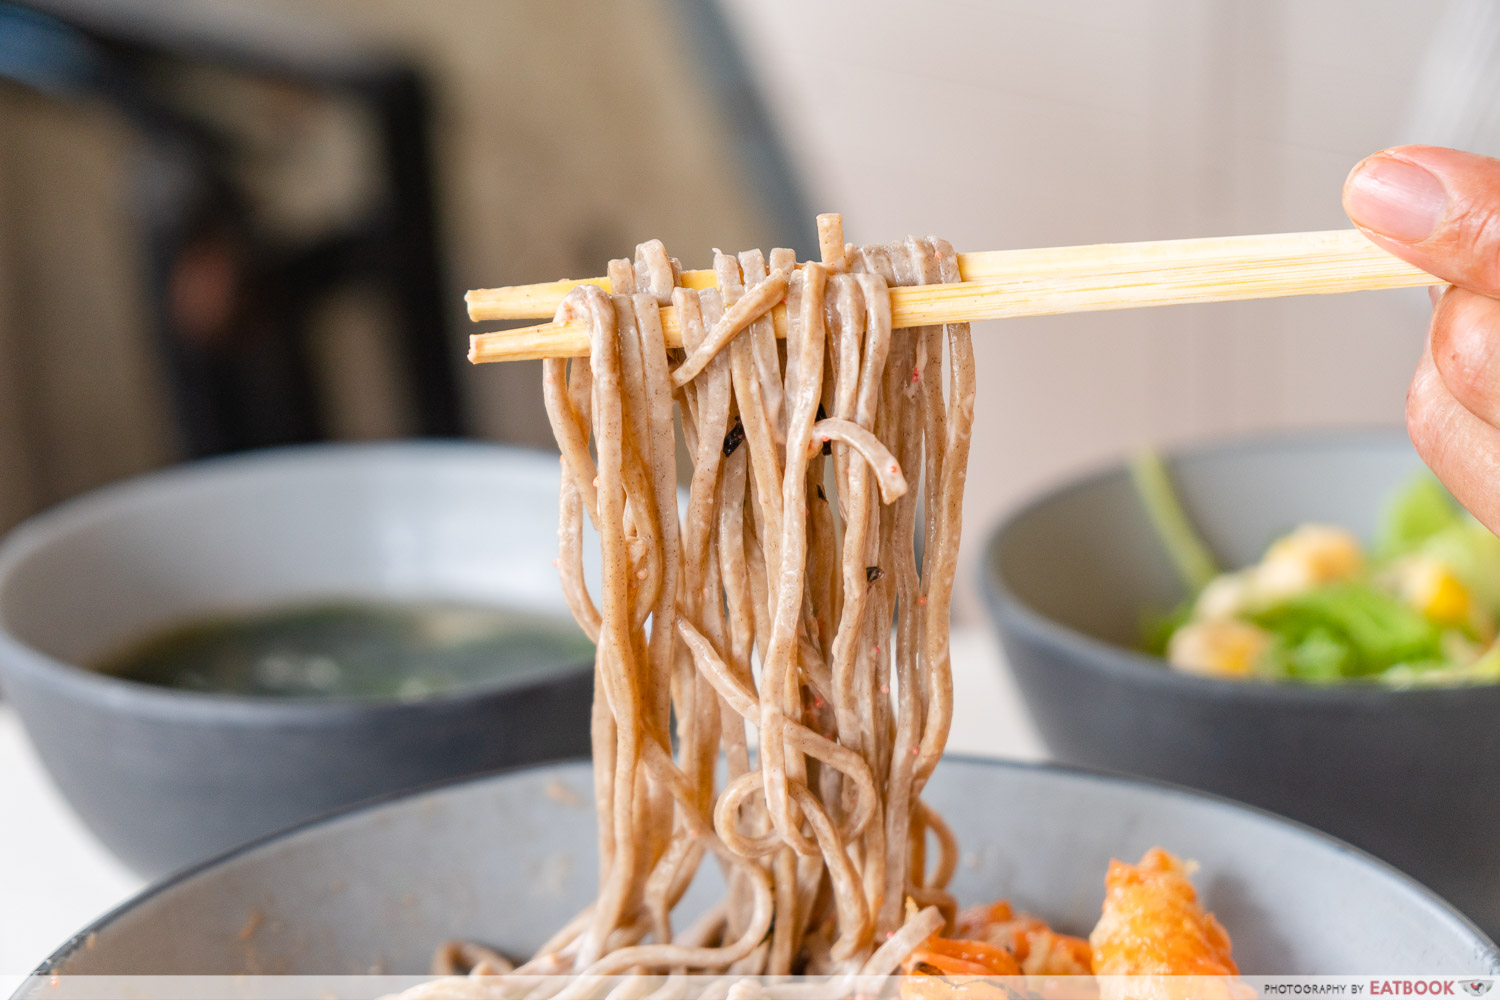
32,753,1500,976
981,427,1500,704
0,440,594,720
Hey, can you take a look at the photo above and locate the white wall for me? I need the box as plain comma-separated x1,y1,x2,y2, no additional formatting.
721,0,1442,618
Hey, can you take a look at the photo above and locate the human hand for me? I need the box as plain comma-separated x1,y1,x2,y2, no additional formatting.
1344,145,1500,532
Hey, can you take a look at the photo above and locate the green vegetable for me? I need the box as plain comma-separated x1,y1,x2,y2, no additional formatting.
1130,450,1219,593
1137,460,1500,687
1251,583,1446,680
1141,598,1194,657
1380,645,1500,688
1377,473,1462,558
1271,627,1354,682
1419,520,1500,620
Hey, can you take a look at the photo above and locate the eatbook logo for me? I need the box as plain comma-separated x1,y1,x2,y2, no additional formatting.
1461,982,1493,997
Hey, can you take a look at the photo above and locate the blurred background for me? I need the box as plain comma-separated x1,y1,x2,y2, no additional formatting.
0,0,1487,619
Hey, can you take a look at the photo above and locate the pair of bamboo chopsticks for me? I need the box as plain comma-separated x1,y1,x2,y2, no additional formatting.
465,228,1438,364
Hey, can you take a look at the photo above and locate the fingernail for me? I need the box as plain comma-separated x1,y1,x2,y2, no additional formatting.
1345,156,1448,242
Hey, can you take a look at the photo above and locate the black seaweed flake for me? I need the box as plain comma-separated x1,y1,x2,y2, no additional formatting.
722,421,745,457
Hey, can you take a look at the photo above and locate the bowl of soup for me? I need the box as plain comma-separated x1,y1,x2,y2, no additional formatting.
0,442,598,878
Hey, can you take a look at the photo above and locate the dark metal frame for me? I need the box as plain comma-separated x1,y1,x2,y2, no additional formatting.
0,0,461,456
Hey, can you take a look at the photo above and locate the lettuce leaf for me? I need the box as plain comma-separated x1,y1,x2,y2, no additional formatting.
1252,583,1445,679
1377,473,1462,558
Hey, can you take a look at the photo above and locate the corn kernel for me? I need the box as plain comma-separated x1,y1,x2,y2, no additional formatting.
1257,524,1364,600
1166,620,1271,678
1398,558,1472,628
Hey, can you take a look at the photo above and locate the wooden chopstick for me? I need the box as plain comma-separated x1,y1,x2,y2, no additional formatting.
467,229,1437,364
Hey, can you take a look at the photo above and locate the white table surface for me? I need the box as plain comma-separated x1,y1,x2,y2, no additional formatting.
0,625,1041,976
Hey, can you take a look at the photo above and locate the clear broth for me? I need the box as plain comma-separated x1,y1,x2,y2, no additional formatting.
94,601,595,700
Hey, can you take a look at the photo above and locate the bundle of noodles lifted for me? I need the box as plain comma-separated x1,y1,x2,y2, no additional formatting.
415,216,1240,997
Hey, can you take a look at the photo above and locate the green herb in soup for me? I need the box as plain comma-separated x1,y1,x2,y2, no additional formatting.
95,601,595,699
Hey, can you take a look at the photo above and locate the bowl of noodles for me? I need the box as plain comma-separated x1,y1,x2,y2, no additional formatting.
26,758,1499,985
982,430,1500,942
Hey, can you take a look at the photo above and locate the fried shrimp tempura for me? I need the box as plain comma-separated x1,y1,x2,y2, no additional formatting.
1089,848,1242,1000
900,848,1239,1000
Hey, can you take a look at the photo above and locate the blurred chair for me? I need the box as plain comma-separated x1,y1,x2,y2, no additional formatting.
0,0,461,456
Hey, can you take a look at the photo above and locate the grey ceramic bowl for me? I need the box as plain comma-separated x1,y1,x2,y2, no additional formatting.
0,443,596,879
31,758,1499,976
982,430,1500,941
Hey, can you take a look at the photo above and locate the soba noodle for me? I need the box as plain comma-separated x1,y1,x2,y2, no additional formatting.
429,215,975,988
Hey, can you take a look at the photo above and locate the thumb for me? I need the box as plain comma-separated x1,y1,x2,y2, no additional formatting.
1343,145,1500,296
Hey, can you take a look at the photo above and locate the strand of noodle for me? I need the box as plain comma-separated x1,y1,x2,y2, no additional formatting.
633,239,676,304
915,798,958,891
543,358,599,525
851,240,928,934
901,241,945,819
644,834,706,944
741,250,786,447
671,269,789,387
613,274,681,911
894,240,943,910
722,254,784,593
433,942,515,977
827,276,890,921
767,848,800,975
680,618,873,845
713,394,759,945
714,446,755,772
759,262,826,857
687,288,730,825
913,238,974,795
727,940,770,978
560,285,645,967
792,853,830,970
713,771,783,858
790,784,871,961
872,327,922,935
531,906,596,962
857,905,945,977
808,419,907,503
817,214,849,273
905,887,956,930
805,460,837,669
556,476,601,642
562,840,774,983
630,291,681,747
